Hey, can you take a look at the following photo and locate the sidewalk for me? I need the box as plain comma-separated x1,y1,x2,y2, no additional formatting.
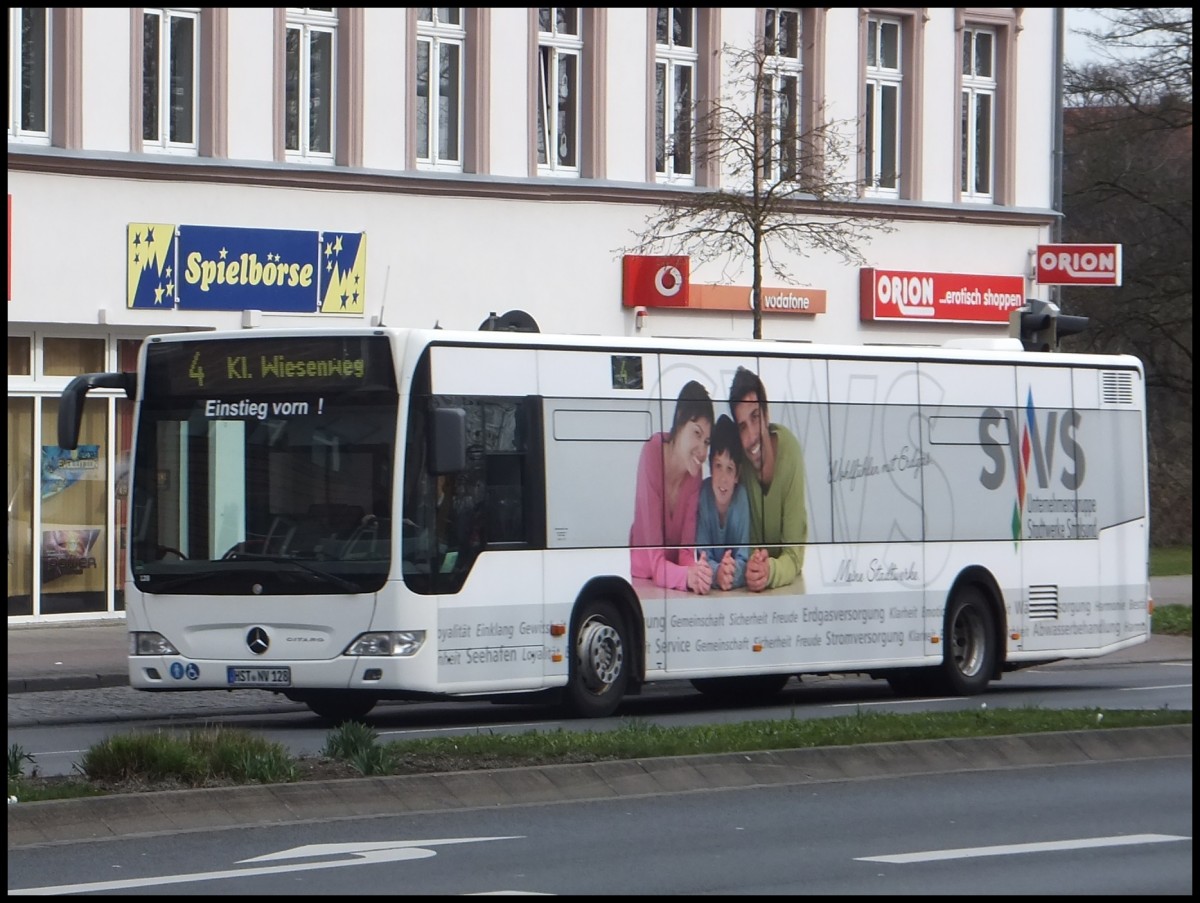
7,576,1191,695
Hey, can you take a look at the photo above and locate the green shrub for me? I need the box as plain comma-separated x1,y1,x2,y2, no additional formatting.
321,719,380,761
80,727,297,787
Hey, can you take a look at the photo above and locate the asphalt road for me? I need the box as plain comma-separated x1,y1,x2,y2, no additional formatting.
6,575,1191,849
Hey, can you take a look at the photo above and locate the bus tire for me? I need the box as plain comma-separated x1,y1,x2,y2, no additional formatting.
690,674,790,700
298,691,378,722
937,584,995,696
565,598,629,718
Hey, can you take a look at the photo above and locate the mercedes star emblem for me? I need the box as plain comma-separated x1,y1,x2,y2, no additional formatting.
247,627,270,655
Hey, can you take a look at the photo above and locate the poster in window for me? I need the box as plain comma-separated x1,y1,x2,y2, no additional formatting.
40,526,103,584
41,445,102,501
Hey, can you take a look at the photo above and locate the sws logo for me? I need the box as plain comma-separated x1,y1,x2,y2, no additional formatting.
977,390,1085,541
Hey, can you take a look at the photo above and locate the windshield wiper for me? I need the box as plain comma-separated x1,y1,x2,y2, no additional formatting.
144,569,229,594
146,555,364,594
222,552,364,593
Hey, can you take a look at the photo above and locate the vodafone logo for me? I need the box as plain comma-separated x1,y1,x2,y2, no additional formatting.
622,255,690,308
654,265,683,298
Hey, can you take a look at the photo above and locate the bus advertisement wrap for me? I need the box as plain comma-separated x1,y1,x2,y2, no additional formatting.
59,326,1150,721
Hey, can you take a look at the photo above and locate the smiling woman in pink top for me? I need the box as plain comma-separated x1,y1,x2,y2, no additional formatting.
629,380,715,594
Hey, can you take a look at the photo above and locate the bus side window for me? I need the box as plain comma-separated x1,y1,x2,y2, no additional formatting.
485,453,524,543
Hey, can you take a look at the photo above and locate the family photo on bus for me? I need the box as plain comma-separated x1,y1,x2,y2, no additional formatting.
629,366,808,595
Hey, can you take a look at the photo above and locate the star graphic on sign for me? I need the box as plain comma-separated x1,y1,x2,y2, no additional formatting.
146,227,156,242
219,247,228,259
154,284,165,305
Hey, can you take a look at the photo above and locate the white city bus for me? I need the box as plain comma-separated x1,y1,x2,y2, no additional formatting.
59,324,1150,720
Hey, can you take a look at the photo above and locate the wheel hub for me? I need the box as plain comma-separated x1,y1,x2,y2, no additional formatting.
578,618,623,691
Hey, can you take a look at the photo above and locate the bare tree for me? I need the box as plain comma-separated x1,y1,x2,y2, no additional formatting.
1065,8,1192,120
1062,8,1192,546
621,42,892,340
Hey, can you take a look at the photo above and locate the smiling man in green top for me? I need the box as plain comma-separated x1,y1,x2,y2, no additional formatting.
728,366,807,592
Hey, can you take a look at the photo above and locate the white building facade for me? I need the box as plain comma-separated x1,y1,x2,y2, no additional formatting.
8,7,1064,621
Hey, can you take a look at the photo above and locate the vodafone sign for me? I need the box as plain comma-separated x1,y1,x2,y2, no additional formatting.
1035,243,1122,286
859,268,1026,325
621,255,827,314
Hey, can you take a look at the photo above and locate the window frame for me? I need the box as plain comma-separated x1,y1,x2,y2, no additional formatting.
653,7,698,185
415,8,466,172
283,6,338,165
863,13,903,198
141,7,201,156
960,24,996,202
956,9,1017,206
761,7,806,184
8,7,50,145
535,7,584,178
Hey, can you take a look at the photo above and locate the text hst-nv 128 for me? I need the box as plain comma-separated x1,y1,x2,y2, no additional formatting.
59,324,1150,721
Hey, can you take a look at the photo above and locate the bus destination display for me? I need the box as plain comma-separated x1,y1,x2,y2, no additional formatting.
144,336,395,397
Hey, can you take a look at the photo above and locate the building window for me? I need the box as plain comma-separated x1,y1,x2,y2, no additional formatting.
536,8,582,175
8,7,49,144
960,25,998,200
285,7,336,163
39,396,110,615
961,25,995,202
864,14,902,196
8,337,32,376
654,7,697,184
416,8,464,171
142,8,199,153
42,338,106,377
8,397,35,616
763,7,803,182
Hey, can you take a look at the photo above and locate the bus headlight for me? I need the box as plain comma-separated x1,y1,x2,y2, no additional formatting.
345,631,426,657
131,632,180,656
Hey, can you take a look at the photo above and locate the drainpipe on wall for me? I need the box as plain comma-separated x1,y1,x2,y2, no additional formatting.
1051,8,1066,305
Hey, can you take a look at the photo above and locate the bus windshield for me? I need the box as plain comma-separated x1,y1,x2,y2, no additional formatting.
130,335,398,594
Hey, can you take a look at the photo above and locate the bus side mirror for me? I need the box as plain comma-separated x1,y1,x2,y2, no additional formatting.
431,407,467,474
59,372,136,449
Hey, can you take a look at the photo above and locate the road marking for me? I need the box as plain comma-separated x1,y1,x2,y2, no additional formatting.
378,721,556,739
857,833,1189,863
1119,683,1191,691
829,698,956,708
9,836,524,895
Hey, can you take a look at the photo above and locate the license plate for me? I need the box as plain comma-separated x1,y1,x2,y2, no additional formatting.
227,666,291,687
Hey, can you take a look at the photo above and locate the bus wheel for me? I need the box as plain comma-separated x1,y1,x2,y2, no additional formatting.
938,585,995,696
565,598,629,718
299,691,378,722
690,675,790,700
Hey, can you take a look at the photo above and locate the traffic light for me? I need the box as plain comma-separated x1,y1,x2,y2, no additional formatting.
1010,299,1057,352
1054,311,1090,346
1008,299,1089,351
